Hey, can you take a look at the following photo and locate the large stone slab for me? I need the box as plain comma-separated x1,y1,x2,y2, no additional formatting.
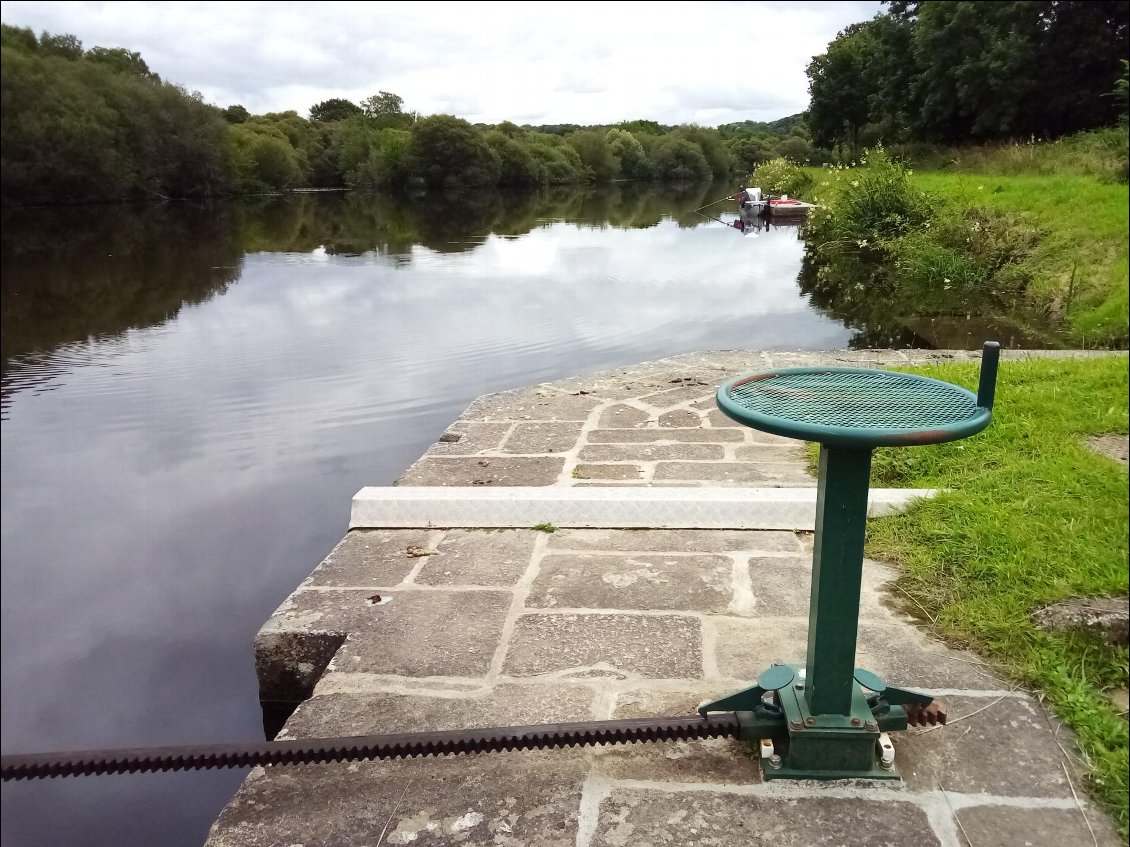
654,461,815,485
658,409,702,427
282,684,595,737
527,553,733,612
638,384,716,408
746,556,903,619
425,422,512,455
501,421,585,454
597,404,651,428
573,464,644,480
413,529,538,587
547,528,804,555
594,686,762,784
397,456,565,486
898,695,1077,797
305,530,434,588
504,613,702,678
733,444,807,462
206,751,588,847
587,429,742,443
579,444,725,461
463,388,603,421
590,789,940,847
956,804,1123,847
325,590,512,677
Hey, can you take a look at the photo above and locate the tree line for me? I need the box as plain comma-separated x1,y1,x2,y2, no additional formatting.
807,1,1129,159
0,24,815,206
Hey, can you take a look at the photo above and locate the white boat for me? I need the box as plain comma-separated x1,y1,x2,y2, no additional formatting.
733,186,767,215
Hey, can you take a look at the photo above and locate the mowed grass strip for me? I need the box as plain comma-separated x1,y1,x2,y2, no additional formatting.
858,355,1128,833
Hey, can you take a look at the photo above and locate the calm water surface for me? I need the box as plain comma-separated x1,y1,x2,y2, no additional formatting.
2,183,859,846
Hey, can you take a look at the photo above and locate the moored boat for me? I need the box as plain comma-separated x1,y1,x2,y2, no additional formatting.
732,186,768,215
766,197,815,217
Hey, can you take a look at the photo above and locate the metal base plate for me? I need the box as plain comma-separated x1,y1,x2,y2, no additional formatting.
764,665,901,781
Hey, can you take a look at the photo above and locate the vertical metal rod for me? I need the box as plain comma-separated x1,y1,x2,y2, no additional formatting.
977,340,1001,410
805,445,873,716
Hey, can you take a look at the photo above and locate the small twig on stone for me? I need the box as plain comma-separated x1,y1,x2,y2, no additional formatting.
938,780,973,846
921,650,994,670
914,685,1021,735
892,583,938,625
1045,708,1090,770
1062,762,1098,847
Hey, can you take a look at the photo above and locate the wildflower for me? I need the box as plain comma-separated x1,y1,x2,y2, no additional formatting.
977,185,984,190
857,239,869,248
851,180,860,187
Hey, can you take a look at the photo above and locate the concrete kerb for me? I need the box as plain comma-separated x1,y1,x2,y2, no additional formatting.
349,486,939,530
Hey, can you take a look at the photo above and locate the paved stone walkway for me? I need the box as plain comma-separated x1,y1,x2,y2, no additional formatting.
207,350,1123,847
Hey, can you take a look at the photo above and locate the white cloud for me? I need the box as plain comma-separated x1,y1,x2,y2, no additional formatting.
0,0,879,124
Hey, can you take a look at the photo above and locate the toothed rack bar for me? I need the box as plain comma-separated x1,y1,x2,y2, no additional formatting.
1,713,742,781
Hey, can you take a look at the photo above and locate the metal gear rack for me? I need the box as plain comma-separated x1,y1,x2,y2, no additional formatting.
2,343,1000,783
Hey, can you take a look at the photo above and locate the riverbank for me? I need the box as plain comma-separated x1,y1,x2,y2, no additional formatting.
207,348,1125,847
798,148,1129,348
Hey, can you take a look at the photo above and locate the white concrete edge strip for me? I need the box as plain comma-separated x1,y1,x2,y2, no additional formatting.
349,486,939,530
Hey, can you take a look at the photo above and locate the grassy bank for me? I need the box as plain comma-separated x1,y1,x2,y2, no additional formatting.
909,171,1128,346
839,356,1128,832
774,131,1128,347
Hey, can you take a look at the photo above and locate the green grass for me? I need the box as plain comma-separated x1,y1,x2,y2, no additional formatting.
532,522,557,533
908,171,1129,345
801,147,1129,347
827,356,1128,833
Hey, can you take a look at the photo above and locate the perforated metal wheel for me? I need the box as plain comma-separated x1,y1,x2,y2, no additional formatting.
717,367,992,448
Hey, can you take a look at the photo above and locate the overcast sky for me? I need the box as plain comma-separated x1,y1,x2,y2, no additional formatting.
0,1,879,125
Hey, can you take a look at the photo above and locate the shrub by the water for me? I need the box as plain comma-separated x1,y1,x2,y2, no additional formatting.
804,150,1041,330
749,158,813,198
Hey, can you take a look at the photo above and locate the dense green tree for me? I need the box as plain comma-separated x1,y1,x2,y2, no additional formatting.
807,22,875,158
0,24,37,52
673,125,731,179
485,130,539,185
309,97,362,122
567,130,620,182
808,1,1129,148
222,104,250,124
362,91,404,117
85,46,157,79
606,128,651,180
647,137,711,182
1033,1,1130,135
1,31,229,204
1114,59,1129,122
617,119,666,135
726,136,775,175
407,114,500,188
913,2,1044,140
38,31,83,59
527,140,584,184
775,135,813,164
227,123,303,191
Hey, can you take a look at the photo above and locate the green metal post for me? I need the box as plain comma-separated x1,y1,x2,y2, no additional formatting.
805,445,873,716
977,340,1001,411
